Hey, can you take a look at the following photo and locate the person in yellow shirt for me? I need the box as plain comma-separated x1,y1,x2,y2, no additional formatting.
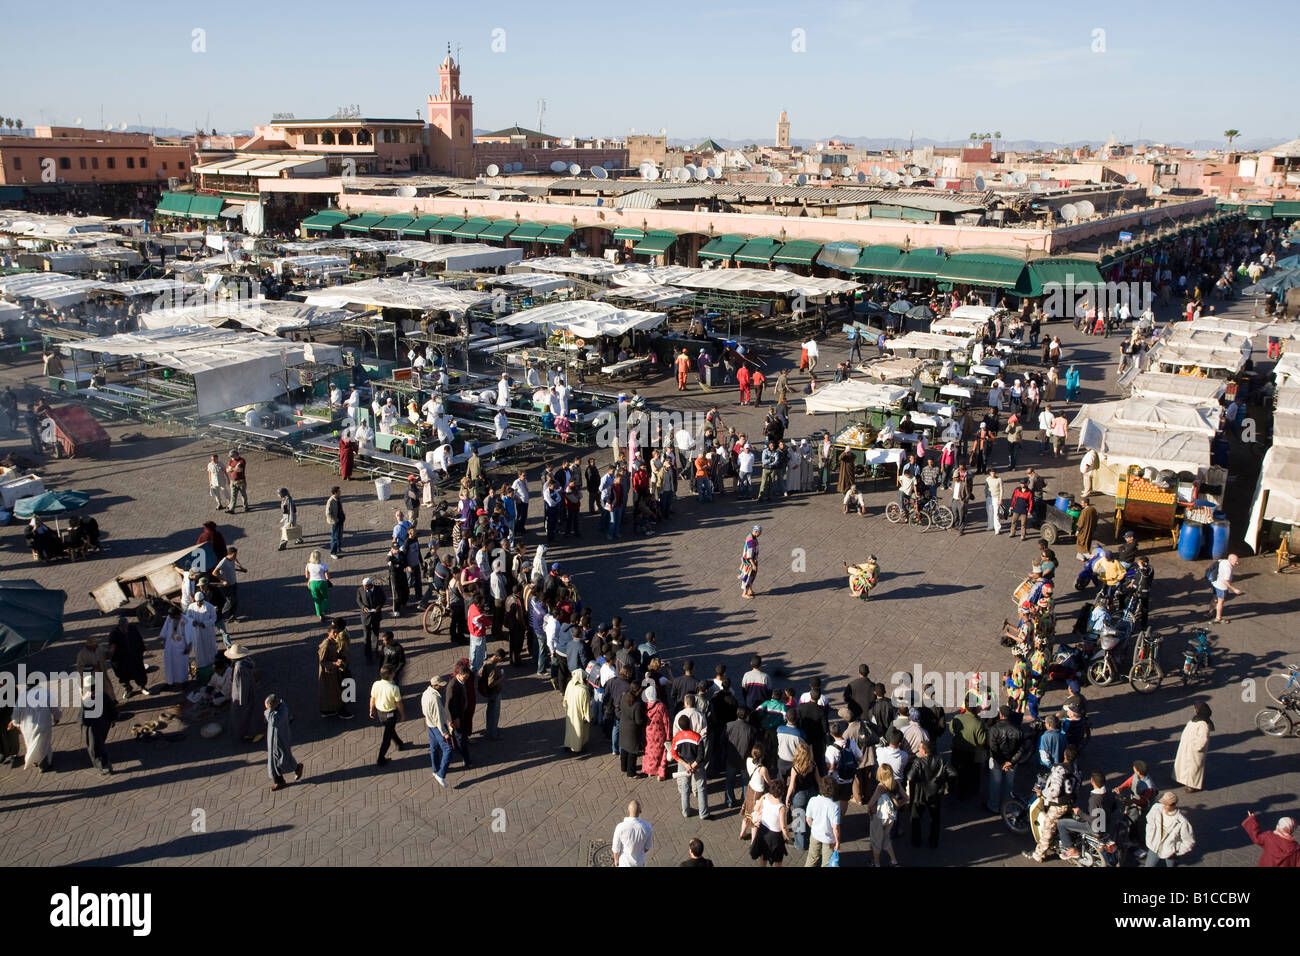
369,666,407,767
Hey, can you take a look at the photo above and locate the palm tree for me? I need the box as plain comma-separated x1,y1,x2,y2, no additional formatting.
4,119,12,130
994,130,1002,150
1224,129,1240,150
970,132,979,142
15,119,21,130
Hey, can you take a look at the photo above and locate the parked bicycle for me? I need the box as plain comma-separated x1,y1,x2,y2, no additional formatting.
884,495,931,530
422,587,451,635
1129,629,1165,694
1181,628,1214,685
1256,663,1300,737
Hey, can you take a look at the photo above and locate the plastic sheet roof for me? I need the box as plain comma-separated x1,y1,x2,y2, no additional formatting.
300,276,493,313
610,264,858,297
804,380,910,414
1079,423,1209,475
521,256,627,277
1247,444,1300,545
1149,343,1248,374
487,272,573,294
138,300,356,334
1071,398,1219,441
495,300,665,338
885,331,975,353
600,285,696,307
1128,371,1227,404
384,242,523,270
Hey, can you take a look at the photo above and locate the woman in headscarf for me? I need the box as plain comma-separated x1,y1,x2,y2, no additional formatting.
819,432,834,492
1174,702,1213,793
1065,365,1081,403
562,668,591,754
339,432,357,481
317,622,351,718
1045,365,1059,402
738,525,761,599
265,694,304,791
196,521,227,566
530,544,548,585
641,682,672,780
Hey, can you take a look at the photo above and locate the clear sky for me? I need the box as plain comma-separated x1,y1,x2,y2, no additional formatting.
0,0,1291,146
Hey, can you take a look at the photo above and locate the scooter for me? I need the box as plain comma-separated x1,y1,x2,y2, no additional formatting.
1074,545,1136,599
1084,594,1140,686
1002,781,1124,867
1182,628,1214,685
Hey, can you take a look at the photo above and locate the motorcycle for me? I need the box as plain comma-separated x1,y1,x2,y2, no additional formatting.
1002,779,1125,867
1074,545,1136,601
1181,628,1214,685
1084,595,1139,686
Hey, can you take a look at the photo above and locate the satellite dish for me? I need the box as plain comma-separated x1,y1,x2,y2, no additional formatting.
591,165,608,179
646,166,660,181
1076,200,1096,218
684,164,697,174
397,184,417,198
902,175,914,187
1030,181,1043,193
870,165,881,176
74,116,83,125
1001,171,1014,183
856,171,866,183
908,166,921,177
550,160,567,173
1060,203,1079,223
119,122,128,131
705,165,720,179
485,163,500,177
841,168,854,178
640,167,653,181
1150,184,1164,197
488,189,502,201
769,171,784,185
796,173,808,186
935,177,948,189
693,166,708,181
568,163,582,176
659,128,667,137
974,174,986,191
1125,172,1137,184
1014,171,1028,185
820,169,832,179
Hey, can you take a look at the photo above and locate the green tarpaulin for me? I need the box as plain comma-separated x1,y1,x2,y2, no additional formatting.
340,213,384,232
772,240,822,265
697,234,748,261
0,580,67,666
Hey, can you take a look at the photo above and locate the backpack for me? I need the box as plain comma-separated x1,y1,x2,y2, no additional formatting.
877,791,897,827
1204,562,1218,584
832,741,859,781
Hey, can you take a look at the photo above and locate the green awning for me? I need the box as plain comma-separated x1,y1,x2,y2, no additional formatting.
186,195,225,221
401,214,444,236
936,254,1033,292
155,192,192,216
301,209,348,230
452,217,492,238
885,248,946,279
613,227,645,242
373,214,415,232
632,230,676,256
1029,258,1105,290
1246,203,1274,220
850,245,907,275
509,222,545,242
1271,200,1300,219
535,225,574,245
901,207,937,222
479,219,518,242
340,212,385,232
697,234,747,261
772,240,822,265
0,186,25,202
734,237,782,264
429,216,465,236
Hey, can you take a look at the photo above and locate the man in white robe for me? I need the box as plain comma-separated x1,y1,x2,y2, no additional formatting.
355,420,376,457
186,592,218,670
10,683,62,771
494,410,509,441
496,373,510,407
344,388,360,423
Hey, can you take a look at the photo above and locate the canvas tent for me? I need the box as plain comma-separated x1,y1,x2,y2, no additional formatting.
487,272,573,294
1148,342,1249,375
1077,423,1210,476
885,331,975,354
494,300,665,338
1129,371,1227,404
804,381,910,415
1071,398,1220,452
138,300,356,334
610,264,859,298
385,242,523,271
520,256,627,278
1245,444,1300,549
300,276,492,313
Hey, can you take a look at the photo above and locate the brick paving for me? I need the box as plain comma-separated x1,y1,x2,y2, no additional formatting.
0,296,1296,868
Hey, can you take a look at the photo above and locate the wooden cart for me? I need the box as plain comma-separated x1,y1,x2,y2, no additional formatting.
1114,469,1181,545
90,543,216,626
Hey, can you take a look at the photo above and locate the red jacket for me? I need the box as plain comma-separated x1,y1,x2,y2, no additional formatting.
1243,816,1300,867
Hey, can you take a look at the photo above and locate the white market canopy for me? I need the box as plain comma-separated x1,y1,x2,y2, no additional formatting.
495,300,665,338
1149,343,1248,375
487,272,573,294
930,315,989,336
386,242,523,271
860,357,927,383
1079,423,1210,475
1071,398,1220,445
610,264,859,298
61,326,341,417
1188,317,1300,338
1276,384,1300,416
885,331,975,354
101,278,199,298
1274,352,1300,386
166,255,234,277
300,276,492,314
1164,326,1253,354
948,305,1000,321
0,271,107,307
268,255,351,277
1273,415,1300,448
0,301,22,321
521,256,626,278
1246,444,1300,546
1129,371,1227,404
804,380,910,414
138,300,356,334
600,285,696,307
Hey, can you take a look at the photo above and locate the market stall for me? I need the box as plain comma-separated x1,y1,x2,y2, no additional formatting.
1128,370,1227,405
1244,444,1300,562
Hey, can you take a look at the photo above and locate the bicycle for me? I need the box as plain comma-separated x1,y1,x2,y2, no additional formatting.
1129,629,1164,694
1255,663,1300,737
915,496,955,530
884,496,931,530
422,587,450,635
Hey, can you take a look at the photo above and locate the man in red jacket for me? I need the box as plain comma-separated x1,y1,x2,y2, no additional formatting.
1242,812,1299,866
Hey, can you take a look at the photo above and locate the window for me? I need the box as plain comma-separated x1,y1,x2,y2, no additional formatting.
161,162,167,170
357,129,371,145
107,157,115,169
338,130,353,146
302,131,318,145
92,157,99,169
11,157,19,171
79,157,86,169
178,161,185,170
59,157,71,170
139,156,147,168
126,157,135,168
321,130,335,145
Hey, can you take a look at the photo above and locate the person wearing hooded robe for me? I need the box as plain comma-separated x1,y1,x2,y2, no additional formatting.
1174,702,1213,793
10,680,62,771
160,607,191,687
641,682,672,780
227,644,262,742
80,672,115,775
107,614,150,697
563,668,592,754
530,543,548,586
265,694,304,791
185,590,218,675
339,433,357,481
1065,365,1081,402
1074,497,1098,558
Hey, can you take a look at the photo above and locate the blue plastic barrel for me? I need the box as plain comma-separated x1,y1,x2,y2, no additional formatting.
1054,494,1073,512
1210,519,1231,560
1177,521,1204,561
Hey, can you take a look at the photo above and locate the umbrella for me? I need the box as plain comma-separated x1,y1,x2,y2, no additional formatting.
0,580,68,666
888,300,913,314
907,305,936,321
854,301,886,314
14,490,91,532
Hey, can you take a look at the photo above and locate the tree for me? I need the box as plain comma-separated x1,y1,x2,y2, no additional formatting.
970,132,978,142
14,119,20,130
4,119,12,130
1224,129,1240,149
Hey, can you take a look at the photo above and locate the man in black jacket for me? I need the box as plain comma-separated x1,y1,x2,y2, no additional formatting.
379,631,406,683
724,707,760,809
987,704,1030,814
356,578,387,663
1056,770,1122,862
843,664,875,720
905,741,956,849
868,683,895,738
445,662,473,769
